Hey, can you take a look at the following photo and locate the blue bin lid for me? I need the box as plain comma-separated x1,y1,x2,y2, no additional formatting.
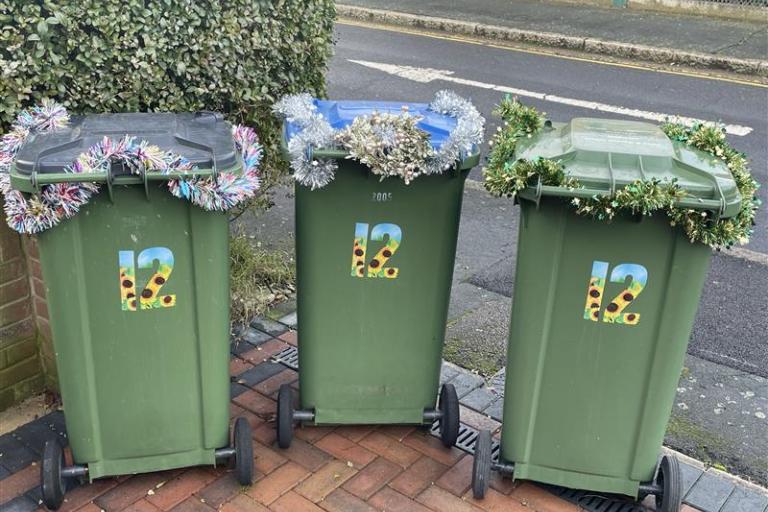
284,99,458,150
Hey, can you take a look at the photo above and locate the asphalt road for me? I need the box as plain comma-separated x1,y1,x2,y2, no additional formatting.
328,22,768,375
320,21,768,481
330,21,768,253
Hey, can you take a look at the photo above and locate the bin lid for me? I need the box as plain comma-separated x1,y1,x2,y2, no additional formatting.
13,112,239,174
516,118,742,218
284,99,458,150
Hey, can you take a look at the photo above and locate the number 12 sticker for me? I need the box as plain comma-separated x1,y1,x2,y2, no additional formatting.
119,247,176,311
351,222,402,279
584,260,647,325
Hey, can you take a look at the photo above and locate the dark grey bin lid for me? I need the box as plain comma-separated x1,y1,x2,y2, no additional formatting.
14,112,238,175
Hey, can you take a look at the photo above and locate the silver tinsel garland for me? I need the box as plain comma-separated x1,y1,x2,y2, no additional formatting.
273,90,484,189
272,93,338,190
425,90,485,175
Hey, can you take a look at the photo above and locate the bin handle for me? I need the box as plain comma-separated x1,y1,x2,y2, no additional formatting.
676,160,727,218
525,185,725,213
173,134,219,182
534,176,543,210
607,153,616,196
106,162,114,202
30,138,85,194
307,146,348,160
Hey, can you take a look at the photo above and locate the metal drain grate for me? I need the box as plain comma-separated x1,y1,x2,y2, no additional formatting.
428,422,642,512
266,352,641,512
429,421,501,462
544,485,646,512
272,346,299,370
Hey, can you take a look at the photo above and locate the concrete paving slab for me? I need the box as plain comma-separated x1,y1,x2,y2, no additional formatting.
461,387,498,412
449,370,485,399
687,471,737,511
440,361,461,384
279,311,298,328
443,292,511,378
484,398,504,422
680,460,705,498
721,486,768,512
250,317,287,336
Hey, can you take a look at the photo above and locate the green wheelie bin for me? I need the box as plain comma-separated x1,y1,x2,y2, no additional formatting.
272,94,483,448
471,118,746,511
3,110,256,509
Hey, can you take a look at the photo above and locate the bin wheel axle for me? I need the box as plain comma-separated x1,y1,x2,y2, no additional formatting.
472,429,493,499
638,455,681,512
436,383,460,447
277,384,315,449
41,438,87,510
231,417,254,485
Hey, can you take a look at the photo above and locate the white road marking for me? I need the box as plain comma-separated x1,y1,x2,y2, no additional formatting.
348,60,753,137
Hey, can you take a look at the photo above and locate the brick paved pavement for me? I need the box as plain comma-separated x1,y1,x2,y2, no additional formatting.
2,317,766,512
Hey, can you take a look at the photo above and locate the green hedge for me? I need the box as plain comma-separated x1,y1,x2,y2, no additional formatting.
0,0,336,200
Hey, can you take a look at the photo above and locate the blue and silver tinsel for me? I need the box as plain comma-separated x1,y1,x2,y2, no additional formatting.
273,90,485,189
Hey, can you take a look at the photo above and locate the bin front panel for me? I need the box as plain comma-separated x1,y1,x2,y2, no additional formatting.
38,186,230,478
501,199,711,496
295,163,466,424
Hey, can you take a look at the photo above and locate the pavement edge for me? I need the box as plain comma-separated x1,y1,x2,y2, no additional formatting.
336,4,768,78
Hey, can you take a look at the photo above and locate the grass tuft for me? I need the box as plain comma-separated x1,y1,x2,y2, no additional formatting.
230,233,295,334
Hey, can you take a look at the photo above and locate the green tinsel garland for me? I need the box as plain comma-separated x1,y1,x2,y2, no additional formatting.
483,96,760,248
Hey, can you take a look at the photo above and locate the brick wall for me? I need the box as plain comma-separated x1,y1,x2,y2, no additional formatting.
0,199,56,411
23,235,57,391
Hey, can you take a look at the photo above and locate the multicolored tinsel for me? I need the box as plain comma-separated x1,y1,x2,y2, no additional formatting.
0,100,75,233
273,90,485,189
166,125,263,211
0,102,263,234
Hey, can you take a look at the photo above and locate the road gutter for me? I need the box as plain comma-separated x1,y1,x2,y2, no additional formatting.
337,4,768,78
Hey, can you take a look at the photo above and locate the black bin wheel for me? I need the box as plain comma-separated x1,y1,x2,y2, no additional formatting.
655,455,682,512
41,438,66,510
472,429,492,499
277,384,294,449
233,417,254,485
439,383,459,447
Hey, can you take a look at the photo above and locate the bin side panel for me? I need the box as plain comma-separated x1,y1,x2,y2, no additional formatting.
629,235,710,481
188,206,231,451
501,199,711,496
295,164,466,424
38,187,229,477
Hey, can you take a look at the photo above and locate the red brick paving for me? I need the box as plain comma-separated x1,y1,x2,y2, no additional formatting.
0,464,38,502
281,438,334,472
358,430,421,468
341,456,401,499
0,334,583,512
319,488,377,512
511,481,583,512
389,456,450,498
254,370,298,398
435,453,473,496
416,485,484,512
145,468,218,510
465,487,530,511
277,330,298,346
314,432,377,468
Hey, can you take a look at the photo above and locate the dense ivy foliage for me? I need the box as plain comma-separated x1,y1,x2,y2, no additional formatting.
0,0,336,207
